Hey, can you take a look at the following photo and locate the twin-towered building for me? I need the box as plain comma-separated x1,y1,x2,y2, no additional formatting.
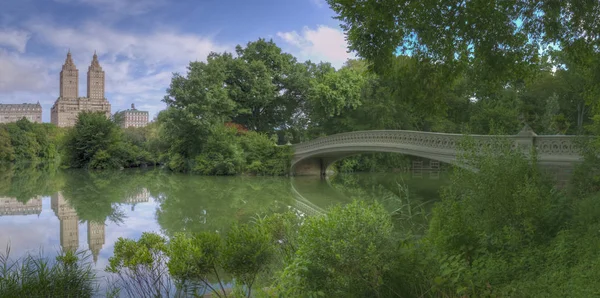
0,51,149,127
51,51,112,127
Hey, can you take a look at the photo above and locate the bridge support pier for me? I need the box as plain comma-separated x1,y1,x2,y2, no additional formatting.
291,157,333,178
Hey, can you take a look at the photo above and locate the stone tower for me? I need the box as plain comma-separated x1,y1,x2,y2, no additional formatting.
87,221,105,263
59,50,79,99
51,51,111,127
87,51,105,100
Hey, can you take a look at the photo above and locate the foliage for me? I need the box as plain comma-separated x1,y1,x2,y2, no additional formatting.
326,0,599,87
0,119,61,164
276,200,395,297
63,111,155,169
106,232,174,298
220,223,273,297
0,125,15,162
110,222,275,297
0,248,97,297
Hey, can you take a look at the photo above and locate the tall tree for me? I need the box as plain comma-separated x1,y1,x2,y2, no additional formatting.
326,0,600,95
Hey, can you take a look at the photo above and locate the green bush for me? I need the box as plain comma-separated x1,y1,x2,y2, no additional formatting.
277,200,395,297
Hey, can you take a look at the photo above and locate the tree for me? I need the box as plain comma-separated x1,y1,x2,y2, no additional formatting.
229,39,307,133
63,112,126,169
0,125,14,162
305,62,366,134
326,0,600,95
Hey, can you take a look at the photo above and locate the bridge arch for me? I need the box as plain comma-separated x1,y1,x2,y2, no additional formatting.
290,129,582,178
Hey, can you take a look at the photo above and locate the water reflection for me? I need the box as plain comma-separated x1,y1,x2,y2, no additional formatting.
0,164,447,276
1,196,42,215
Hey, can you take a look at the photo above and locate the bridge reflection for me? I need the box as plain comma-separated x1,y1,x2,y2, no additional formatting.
288,170,448,217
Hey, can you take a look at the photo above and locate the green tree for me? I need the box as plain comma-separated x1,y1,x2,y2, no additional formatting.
0,125,14,162
326,0,599,90
63,112,122,168
306,62,366,134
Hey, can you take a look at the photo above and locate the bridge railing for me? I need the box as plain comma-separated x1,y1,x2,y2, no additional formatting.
292,130,582,163
534,135,581,158
293,130,514,154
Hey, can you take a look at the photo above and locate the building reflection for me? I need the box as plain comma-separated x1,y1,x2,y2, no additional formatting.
87,221,105,263
0,196,42,216
51,192,80,253
124,188,150,211
50,192,107,262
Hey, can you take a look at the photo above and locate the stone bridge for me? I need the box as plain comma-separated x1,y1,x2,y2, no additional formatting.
291,127,584,182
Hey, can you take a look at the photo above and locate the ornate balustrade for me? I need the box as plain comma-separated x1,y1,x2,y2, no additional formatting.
292,130,582,166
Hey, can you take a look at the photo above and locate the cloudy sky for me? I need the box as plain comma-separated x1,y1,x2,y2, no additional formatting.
0,0,354,122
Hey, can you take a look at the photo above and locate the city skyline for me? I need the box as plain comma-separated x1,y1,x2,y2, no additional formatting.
0,0,355,123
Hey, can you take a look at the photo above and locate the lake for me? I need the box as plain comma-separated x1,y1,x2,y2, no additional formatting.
0,166,448,284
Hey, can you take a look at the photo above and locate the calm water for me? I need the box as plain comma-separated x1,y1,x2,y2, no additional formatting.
0,165,447,281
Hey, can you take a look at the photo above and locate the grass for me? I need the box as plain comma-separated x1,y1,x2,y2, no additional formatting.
0,246,98,298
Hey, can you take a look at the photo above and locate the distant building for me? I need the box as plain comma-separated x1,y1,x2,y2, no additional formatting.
50,51,111,127
117,104,149,128
0,103,42,124
0,197,42,216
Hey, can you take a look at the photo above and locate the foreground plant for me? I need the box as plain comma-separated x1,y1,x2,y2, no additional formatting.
0,248,97,297
167,223,274,298
106,232,174,297
276,200,396,297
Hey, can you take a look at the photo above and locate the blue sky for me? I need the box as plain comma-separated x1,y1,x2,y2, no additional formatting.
0,0,354,122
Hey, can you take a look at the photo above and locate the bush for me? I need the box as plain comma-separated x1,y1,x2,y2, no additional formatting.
240,131,292,176
276,200,395,297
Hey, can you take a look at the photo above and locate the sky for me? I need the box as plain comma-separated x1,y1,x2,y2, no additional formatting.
0,0,355,122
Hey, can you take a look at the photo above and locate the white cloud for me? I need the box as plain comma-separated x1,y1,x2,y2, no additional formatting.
0,50,54,93
310,0,326,8
53,0,165,16
0,29,31,53
26,21,228,69
277,25,354,69
0,20,231,121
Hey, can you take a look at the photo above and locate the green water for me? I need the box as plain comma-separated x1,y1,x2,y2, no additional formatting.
0,166,447,277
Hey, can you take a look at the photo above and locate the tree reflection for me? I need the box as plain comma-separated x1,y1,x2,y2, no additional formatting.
327,173,449,235
154,176,293,237
0,163,63,203
60,169,159,223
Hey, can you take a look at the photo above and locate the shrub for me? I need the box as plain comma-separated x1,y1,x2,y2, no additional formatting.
276,200,395,297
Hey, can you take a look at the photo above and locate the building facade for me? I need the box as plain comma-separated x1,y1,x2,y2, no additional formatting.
51,51,111,127
117,104,149,128
0,103,42,124
0,196,42,216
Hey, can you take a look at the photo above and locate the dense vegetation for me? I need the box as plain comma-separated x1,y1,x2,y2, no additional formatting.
2,0,600,297
95,143,599,297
